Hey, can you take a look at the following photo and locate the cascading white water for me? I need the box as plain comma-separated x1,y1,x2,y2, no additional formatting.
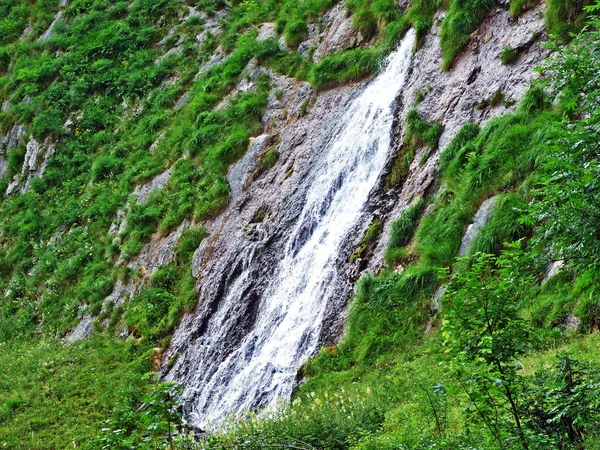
183,29,416,428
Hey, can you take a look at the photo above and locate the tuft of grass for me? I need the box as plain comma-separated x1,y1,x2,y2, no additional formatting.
405,109,443,149
475,89,512,110
439,0,496,71
284,17,308,48
310,48,382,90
501,45,519,65
385,199,426,267
518,85,550,115
385,110,442,190
469,193,532,256
350,217,382,263
255,147,280,177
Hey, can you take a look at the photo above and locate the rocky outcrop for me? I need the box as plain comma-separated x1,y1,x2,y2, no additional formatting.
458,195,500,256
4,134,55,196
312,3,364,61
0,123,27,179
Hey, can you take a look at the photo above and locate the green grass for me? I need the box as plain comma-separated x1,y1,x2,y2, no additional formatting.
439,0,496,70
384,198,426,266
546,0,593,39
0,337,149,449
501,45,519,65
509,0,542,18
310,48,383,90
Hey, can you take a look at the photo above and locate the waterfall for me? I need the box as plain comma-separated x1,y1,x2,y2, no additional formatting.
174,29,416,428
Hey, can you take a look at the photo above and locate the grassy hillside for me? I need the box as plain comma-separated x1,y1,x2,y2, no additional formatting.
0,0,598,448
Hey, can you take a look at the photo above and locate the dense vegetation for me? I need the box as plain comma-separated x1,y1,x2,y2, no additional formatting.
0,0,599,448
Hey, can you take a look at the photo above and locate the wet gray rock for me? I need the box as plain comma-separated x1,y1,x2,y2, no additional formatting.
5,136,55,195
313,3,362,62
39,11,64,42
131,221,188,276
564,314,580,331
64,315,94,343
227,134,274,200
0,125,26,178
459,195,499,256
132,167,173,204
545,259,564,280
257,22,276,41
5,124,27,153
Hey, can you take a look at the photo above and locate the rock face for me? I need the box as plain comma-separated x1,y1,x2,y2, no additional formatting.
165,81,361,425
370,4,547,268
312,3,364,62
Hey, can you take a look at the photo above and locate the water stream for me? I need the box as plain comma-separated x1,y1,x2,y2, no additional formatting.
175,29,416,428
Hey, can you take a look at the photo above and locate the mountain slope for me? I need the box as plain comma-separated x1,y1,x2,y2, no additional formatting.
1,0,599,448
